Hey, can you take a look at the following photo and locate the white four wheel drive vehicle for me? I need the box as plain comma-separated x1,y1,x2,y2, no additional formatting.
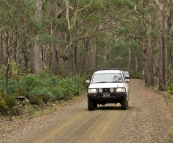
123,71,130,82
86,69,129,110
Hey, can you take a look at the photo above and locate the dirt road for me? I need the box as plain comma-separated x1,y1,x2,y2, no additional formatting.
1,79,173,143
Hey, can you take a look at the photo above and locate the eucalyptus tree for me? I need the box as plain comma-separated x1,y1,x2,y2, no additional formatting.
34,0,43,74
60,0,107,76
0,0,37,93
111,0,156,85
154,0,170,90
167,1,173,83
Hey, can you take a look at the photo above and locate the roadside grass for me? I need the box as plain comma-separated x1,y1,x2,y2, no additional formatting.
142,79,173,142
168,130,173,143
165,86,173,143
26,92,86,119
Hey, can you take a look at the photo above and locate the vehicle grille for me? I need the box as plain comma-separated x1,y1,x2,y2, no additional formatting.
102,88,110,92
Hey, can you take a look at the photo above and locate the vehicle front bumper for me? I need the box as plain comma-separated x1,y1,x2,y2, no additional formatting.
87,92,127,103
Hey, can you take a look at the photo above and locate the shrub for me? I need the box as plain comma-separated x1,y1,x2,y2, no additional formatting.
0,94,8,114
0,69,87,115
130,71,143,79
0,76,5,93
11,106,23,116
71,76,86,95
27,88,43,106
167,84,173,95
60,78,75,100
7,79,23,94
28,106,36,118
28,88,56,105
37,69,53,78
4,95,16,109
23,76,41,92
51,87,65,100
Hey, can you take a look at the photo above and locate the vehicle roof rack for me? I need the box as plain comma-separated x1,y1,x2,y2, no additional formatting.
95,68,123,71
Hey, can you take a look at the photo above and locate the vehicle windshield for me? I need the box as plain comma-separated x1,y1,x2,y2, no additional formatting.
91,73,123,83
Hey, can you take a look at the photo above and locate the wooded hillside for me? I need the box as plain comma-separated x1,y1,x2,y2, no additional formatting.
0,0,173,90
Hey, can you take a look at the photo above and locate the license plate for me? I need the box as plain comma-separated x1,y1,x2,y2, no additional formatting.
103,94,110,97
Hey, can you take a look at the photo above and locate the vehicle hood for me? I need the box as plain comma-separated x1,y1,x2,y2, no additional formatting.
88,83,125,88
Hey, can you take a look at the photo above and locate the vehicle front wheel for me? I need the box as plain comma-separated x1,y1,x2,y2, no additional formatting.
88,99,94,110
121,96,128,110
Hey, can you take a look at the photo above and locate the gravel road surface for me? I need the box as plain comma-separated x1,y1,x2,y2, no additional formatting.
0,79,173,143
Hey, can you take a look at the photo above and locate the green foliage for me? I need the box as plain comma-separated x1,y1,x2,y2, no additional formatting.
7,79,23,94
167,84,173,95
28,106,36,118
115,27,128,36
86,13,101,23
0,93,21,115
152,46,158,55
0,76,4,93
115,56,123,62
147,29,157,39
11,106,23,116
0,94,8,114
39,33,57,44
130,71,143,79
168,130,173,143
0,67,87,116
4,95,16,109
23,76,41,92
28,88,55,105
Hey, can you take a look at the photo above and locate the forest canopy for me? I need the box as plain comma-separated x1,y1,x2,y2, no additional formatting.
0,0,173,91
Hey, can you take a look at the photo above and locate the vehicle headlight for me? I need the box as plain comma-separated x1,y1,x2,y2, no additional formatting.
110,88,114,93
116,88,126,93
88,88,97,94
98,88,103,93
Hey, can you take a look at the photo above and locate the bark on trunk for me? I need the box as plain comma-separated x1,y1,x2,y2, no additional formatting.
146,14,154,86
74,21,79,75
51,0,63,75
135,55,138,73
83,38,89,76
34,0,43,74
66,0,73,77
155,0,168,90
4,64,9,95
140,24,148,84
90,39,97,71
128,46,131,71
0,33,3,65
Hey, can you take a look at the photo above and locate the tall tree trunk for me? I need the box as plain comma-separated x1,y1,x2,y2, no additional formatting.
83,38,89,77
155,0,168,90
34,0,42,74
146,14,154,85
90,38,97,71
51,0,63,75
74,21,79,75
4,33,10,95
0,33,3,65
66,0,73,77
135,54,138,73
102,47,107,68
128,46,131,71
141,24,148,84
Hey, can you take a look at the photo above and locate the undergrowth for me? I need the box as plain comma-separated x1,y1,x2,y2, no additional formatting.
0,70,87,116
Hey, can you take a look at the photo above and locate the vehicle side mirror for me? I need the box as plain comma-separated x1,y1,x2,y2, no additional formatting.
86,80,90,84
125,76,129,79
125,79,129,83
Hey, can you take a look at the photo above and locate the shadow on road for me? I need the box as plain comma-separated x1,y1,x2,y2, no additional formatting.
96,105,122,110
